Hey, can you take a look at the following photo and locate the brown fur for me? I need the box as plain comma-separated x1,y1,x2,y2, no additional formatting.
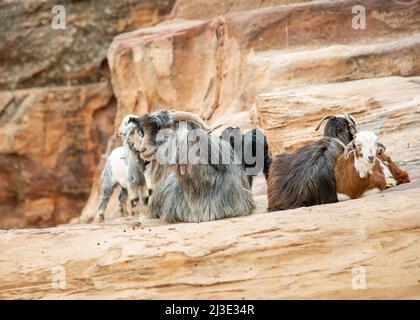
378,153,411,185
335,152,387,199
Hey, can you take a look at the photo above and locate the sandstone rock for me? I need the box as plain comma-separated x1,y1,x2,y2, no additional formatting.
0,82,116,229
1,185,419,299
107,0,420,124
254,76,420,179
170,0,306,20
0,0,176,90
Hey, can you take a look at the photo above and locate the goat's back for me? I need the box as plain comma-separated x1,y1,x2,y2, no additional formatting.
267,138,343,211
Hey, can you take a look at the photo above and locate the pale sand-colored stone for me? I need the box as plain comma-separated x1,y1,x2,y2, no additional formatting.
1,185,419,299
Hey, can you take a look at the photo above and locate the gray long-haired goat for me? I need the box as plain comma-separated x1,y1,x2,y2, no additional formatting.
138,110,255,223
97,115,150,222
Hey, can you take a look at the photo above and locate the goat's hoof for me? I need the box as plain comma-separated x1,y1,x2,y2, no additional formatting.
96,214,105,223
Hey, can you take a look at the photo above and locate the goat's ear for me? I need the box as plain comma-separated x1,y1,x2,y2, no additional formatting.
377,141,386,155
127,116,139,125
344,141,355,160
117,129,124,138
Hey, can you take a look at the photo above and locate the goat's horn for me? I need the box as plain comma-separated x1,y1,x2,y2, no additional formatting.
171,111,210,131
315,115,334,131
343,113,357,126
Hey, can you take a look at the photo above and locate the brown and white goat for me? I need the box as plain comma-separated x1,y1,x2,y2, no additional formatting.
335,131,409,201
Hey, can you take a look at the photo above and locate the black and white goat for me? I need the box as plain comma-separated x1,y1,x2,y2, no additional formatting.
96,115,150,222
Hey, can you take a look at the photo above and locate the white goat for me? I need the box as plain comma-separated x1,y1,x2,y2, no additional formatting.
96,115,150,222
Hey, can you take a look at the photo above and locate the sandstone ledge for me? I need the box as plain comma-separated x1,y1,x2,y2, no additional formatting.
1,185,419,299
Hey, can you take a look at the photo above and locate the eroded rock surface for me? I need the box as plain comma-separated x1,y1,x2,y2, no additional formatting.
107,0,420,122
1,186,419,299
0,83,116,228
0,0,176,90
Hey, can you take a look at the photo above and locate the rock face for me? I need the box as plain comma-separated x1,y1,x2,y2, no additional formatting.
0,0,176,90
0,83,116,228
170,0,306,20
1,185,420,299
0,0,178,228
107,0,420,121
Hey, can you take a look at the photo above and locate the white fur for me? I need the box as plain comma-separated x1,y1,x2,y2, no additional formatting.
353,156,373,178
337,193,352,202
107,146,130,189
352,131,379,178
379,160,397,187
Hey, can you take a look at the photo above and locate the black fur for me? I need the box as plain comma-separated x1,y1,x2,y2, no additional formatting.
267,115,357,211
323,116,355,146
267,138,343,211
221,127,271,188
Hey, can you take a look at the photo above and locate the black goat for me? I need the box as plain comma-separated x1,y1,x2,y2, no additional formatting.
267,113,357,211
220,126,271,188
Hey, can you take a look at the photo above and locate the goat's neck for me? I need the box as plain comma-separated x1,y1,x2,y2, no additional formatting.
353,155,374,178
124,143,145,171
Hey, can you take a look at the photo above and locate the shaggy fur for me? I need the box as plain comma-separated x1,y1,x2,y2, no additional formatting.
267,138,344,210
220,126,271,188
323,116,357,146
139,110,255,223
267,114,357,211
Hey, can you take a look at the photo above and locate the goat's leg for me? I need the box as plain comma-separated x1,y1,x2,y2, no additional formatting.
127,185,140,217
97,184,115,222
118,188,129,217
141,183,150,207
247,175,253,189
378,154,411,185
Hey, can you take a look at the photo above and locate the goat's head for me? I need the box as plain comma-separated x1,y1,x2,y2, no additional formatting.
138,110,210,162
118,115,144,152
315,113,358,145
344,131,386,166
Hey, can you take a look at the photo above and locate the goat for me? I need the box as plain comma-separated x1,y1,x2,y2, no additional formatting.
315,113,357,144
96,115,150,222
267,113,357,211
335,131,387,200
220,126,271,188
138,110,255,223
